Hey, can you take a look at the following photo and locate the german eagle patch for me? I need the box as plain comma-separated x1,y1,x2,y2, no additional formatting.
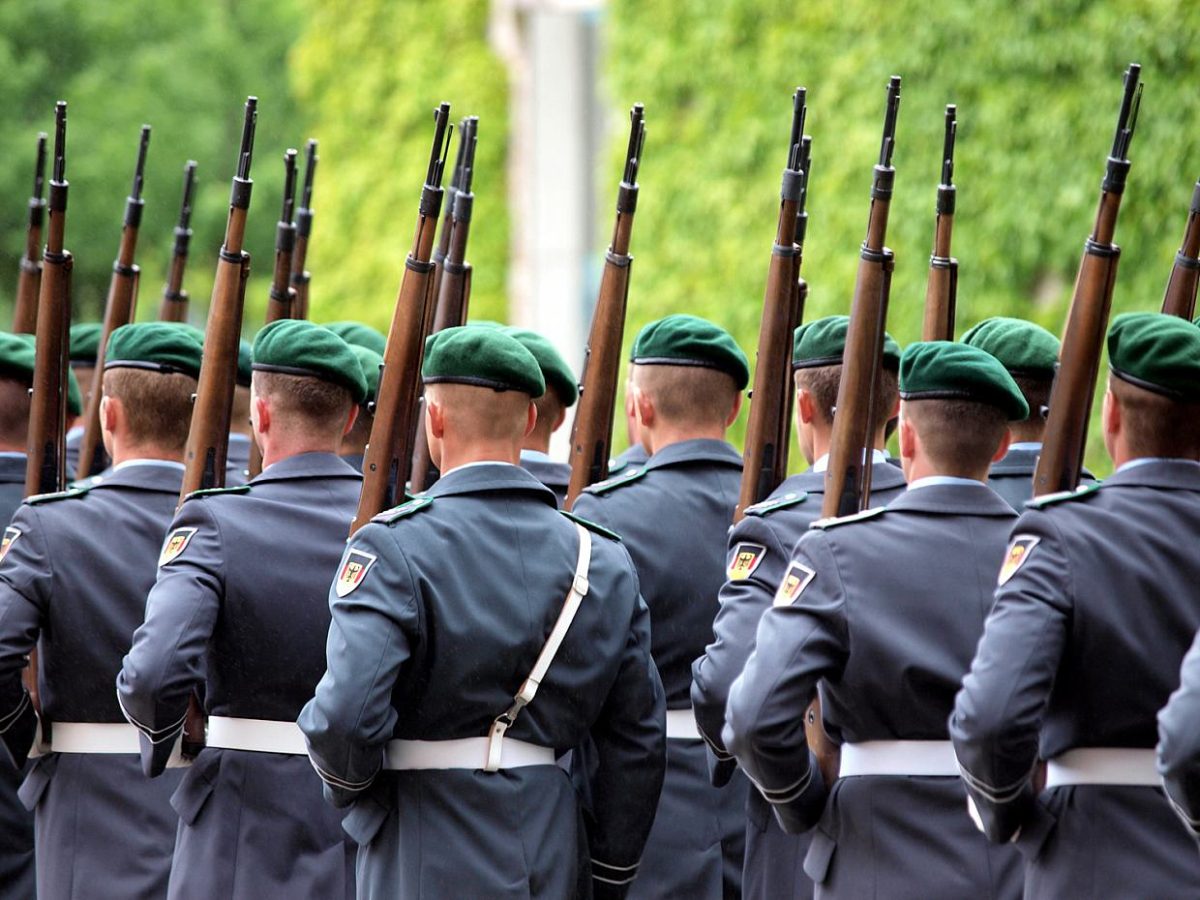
0,527,20,563
159,528,198,566
335,549,377,597
774,561,816,606
727,543,766,581
998,534,1040,586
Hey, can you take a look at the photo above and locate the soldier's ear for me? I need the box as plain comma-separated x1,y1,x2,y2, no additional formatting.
797,388,816,425
524,401,538,440
991,427,1012,464
633,386,654,429
100,394,119,436
898,412,917,463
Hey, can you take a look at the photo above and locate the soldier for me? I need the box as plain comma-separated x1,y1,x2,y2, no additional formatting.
1159,627,1200,841
0,323,206,899
692,315,907,899
951,313,1200,898
299,325,666,898
572,313,750,899
117,319,366,899
339,344,381,472
503,326,577,505
64,322,102,476
226,339,254,478
725,341,1027,899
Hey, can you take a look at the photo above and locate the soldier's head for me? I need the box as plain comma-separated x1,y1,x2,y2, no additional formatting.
627,315,747,454
791,317,901,465
249,321,364,467
1102,313,1200,465
340,345,382,458
421,326,543,471
961,317,1059,445
100,323,204,462
502,327,578,454
0,333,36,452
897,341,1027,482
230,339,254,438
69,322,102,413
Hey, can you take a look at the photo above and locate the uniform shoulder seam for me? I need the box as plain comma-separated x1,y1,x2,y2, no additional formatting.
559,509,621,542
184,484,251,501
745,490,810,517
372,495,434,524
1024,481,1102,509
583,467,646,496
26,486,90,505
810,505,886,530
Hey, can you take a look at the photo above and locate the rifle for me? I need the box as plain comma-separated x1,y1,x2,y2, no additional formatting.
290,140,318,320
735,88,810,522
246,150,300,479
23,102,71,725
565,104,647,508
12,133,47,335
812,76,903,788
178,97,258,758
158,161,198,323
1160,177,1200,319
350,103,453,533
1034,64,1142,496
922,105,958,341
410,116,479,493
427,121,468,330
76,125,152,479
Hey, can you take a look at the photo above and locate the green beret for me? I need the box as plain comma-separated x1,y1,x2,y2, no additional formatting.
422,325,545,397
502,327,578,406
1108,312,1200,402
792,315,901,371
960,316,1059,378
69,323,102,365
350,345,383,405
0,332,37,382
324,321,387,356
105,323,205,379
899,340,1029,421
466,320,505,330
66,367,82,416
631,314,750,390
252,319,368,404
236,339,253,387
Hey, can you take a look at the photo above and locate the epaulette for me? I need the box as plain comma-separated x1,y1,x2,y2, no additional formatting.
1024,481,1103,510
26,486,91,506
583,467,646,496
810,505,887,530
372,495,433,525
745,490,810,518
559,509,621,542
184,484,251,501
607,457,629,476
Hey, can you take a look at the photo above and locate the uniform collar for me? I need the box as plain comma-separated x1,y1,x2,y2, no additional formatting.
425,461,559,507
1104,457,1200,491
884,479,1014,517
772,459,906,497
991,445,1041,474
252,451,361,484
811,448,890,473
0,453,25,483
89,460,186,495
644,437,742,472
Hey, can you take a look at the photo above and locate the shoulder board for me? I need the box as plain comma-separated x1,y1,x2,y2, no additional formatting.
810,506,887,530
745,490,810,517
1024,481,1103,510
372,495,434,525
184,484,252,501
583,467,646,496
606,458,629,476
559,509,621,542
26,486,91,506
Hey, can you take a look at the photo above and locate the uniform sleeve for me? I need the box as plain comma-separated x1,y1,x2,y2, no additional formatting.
949,511,1071,843
1158,627,1200,838
0,506,51,766
723,528,848,833
691,512,792,785
116,500,223,776
299,522,419,808
577,549,666,900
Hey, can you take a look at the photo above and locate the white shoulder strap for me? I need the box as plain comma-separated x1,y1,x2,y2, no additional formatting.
485,522,592,772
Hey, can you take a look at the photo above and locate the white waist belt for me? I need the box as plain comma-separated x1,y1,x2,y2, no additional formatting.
206,716,308,755
665,708,701,741
839,740,958,777
50,722,141,754
384,737,554,770
1045,748,1159,788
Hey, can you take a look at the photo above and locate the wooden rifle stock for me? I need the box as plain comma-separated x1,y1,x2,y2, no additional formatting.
350,103,454,534
290,139,318,320
12,133,47,335
922,105,958,342
158,161,198,323
77,126,152,479
1161,177,1200,320
178,97,259,758
565,104,646,508
1035,64,1142,497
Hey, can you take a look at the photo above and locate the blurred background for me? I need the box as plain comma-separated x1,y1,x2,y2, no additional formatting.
1,0,1198,473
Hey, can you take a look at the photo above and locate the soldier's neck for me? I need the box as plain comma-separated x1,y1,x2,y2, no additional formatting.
437,441,522,474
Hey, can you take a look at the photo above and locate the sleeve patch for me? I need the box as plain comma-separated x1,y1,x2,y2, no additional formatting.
0,527,20,563
335,549,377,597
774,561,816,606
159,527,198,566
997,534,1040,586
727,542,766,581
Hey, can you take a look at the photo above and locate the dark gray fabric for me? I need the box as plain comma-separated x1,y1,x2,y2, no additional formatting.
1159,627,1200,838
519,451,570,508
987,446,1096,512
225,433,252,482
607,443,649,476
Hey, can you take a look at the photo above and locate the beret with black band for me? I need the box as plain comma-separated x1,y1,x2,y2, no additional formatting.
252,319,368,404
502,327,578,406
350,344,383,406
422,325,545,397
792,315,902,371
899,340,1029,421
631,314,750,390
960,316,1060,378
7,333,82,414
105,322,205,379
69,322,103,366
1107,312,1200,402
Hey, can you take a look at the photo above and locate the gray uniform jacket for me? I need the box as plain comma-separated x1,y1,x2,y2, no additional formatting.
520,449,571,507
1159,626,1200,839
692,461,906,900
117,452,361,900
608,443,649,476
225,433,252,481
951,460,1200,899
299,463,666,900
0,463,185,900
575,438,748,900
987,445,1096,512
726,481,1023,900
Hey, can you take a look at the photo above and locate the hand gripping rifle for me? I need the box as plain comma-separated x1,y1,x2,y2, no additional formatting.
158,161,198,323
922,105,958,341
76,125,152,479
1034,64,1143,497
350,103,453,533
565,104,646,508
12,133,48,335
1160,176,1200,320
290,140,318,320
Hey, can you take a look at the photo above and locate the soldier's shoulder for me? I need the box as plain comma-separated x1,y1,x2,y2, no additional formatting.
1024,481,1102,510
810,505,887,530
559,509,621,542
26,485,93,506
183,484,251,502
744,489,810,518
372,495,434,525
582,466,646,496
